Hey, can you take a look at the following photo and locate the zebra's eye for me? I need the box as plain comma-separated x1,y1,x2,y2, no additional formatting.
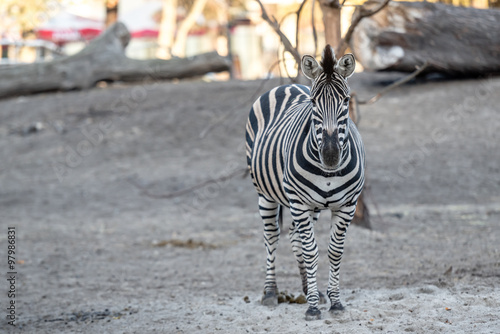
310,99,316,106
343,96,350,106
313,121,322,134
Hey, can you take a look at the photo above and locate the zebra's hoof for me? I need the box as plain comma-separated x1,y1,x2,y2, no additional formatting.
329,302,345,313
305,307,321,321
261,291,278,307
319,291,327,304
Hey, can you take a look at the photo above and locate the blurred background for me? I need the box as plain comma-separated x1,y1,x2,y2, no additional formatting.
1,0,498,80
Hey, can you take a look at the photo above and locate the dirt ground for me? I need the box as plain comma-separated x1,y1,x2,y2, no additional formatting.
1,72,499,334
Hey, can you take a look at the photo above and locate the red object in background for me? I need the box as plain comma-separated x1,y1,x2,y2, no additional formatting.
36,12,104,45
130,29,159,39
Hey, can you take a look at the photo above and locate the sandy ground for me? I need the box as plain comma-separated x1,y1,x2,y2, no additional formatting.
0,73,499,333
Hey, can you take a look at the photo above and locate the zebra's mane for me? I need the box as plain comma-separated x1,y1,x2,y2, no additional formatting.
320,45,336,81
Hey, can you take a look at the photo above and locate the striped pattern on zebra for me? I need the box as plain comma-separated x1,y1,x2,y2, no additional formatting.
245,45,365,320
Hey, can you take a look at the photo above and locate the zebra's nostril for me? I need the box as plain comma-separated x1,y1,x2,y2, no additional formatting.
320,138,340,168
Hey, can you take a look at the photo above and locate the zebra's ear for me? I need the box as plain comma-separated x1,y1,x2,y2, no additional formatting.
336,54,356,79
301,55,322,80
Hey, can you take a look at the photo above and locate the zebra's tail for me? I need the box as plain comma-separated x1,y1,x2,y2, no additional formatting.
278,205,283,234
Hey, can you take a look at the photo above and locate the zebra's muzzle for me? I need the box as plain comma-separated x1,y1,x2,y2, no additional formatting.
320,129,340,169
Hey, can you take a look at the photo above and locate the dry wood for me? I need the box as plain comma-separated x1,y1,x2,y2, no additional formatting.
350,1,500,75
357,61,428,105
157,0,178,59
0,22,230,98
171,0,209,57
128,168,248,200
319,0,342,48
335,0,390,56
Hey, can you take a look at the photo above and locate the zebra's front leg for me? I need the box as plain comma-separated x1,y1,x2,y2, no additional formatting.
289,210,326,304
327,205,356,313
289,221,308,296
259,196,281,306
291,206,321,320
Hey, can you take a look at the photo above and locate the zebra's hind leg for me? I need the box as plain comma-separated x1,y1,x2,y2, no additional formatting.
327,205,356,314
289,209,326,304
259,196,281,306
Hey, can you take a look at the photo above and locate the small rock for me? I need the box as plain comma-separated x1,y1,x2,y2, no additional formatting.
52,120,66,134
443,266,453,276
22,122,44,135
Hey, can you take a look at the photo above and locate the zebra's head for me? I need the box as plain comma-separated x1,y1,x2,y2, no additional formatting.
301,45,355,170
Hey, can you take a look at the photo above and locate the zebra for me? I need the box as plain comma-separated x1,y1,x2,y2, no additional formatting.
245,45,365,320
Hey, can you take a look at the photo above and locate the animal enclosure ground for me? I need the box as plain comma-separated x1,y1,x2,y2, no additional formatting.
0,73,499,333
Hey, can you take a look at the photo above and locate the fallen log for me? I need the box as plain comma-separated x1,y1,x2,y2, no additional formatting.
0,22,230,98
350,1,500,75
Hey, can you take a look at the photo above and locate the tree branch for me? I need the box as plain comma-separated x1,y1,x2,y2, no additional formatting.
357,62,428,105
128,168,249,199
256,0,301,67
312,0,318,58
295,0,309,52
320,0,341,9
336,0,391,56
171,0,209,57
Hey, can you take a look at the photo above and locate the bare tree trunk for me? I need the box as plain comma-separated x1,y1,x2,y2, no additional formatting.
105,0,119,27
212,0,229,54
171,0,209,57
157,0,178,59
0,23,230,99
211,0,228,26
320,0,342,51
